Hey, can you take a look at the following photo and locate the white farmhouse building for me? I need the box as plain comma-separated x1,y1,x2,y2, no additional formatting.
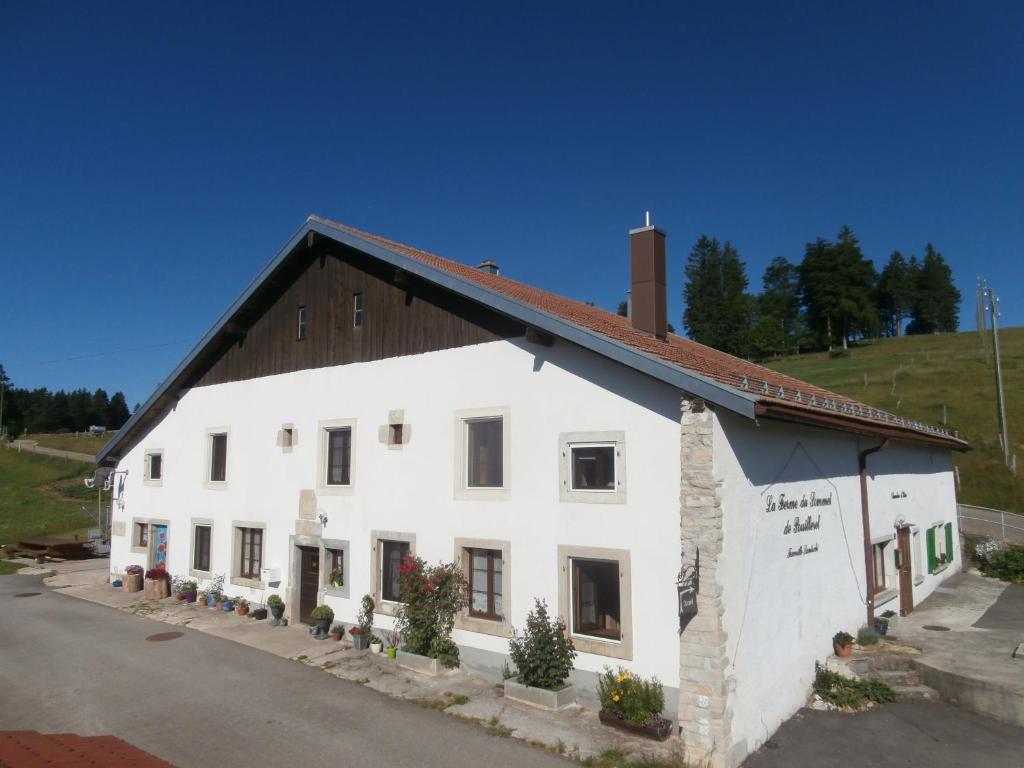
101,216,965,767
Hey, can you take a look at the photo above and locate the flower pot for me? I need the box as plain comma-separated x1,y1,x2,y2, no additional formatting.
252,608,267,620
184,591,197,603
123,573,143,593
598,710,672,741
111,579,123,588
236,606,249,616
834,642,853,658
874,619,889,636
370,642,383,654
175,593,185,601
314,616,333,635
222,602,234,612
270,604,284,620
386,647,397,659
330,630,343,641
207,595,218,608
351,633,369,651
144,577,169,600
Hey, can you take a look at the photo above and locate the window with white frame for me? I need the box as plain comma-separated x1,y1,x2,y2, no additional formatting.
928,522,953,572
912,528,924,584
318,419,355,492
144,451,163,482
455,407,510,499
208,432,227,483
559,431,626,503
872,540,893,594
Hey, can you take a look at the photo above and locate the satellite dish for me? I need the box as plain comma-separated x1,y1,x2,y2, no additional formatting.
84,477,95,489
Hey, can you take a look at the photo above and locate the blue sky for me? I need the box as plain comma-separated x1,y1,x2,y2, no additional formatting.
2,2,1022,407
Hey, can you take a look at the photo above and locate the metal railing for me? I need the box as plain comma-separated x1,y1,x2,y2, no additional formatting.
957,503,1024,545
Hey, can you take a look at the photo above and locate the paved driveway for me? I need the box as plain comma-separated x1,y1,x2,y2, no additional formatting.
742,702,1024,768
0,573,569,768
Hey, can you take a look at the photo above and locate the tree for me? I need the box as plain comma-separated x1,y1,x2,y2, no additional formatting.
907,244,960,334
751,257,804,357
876,252,919,336
799,227,879,349
106,392,131,429
683,235,753,356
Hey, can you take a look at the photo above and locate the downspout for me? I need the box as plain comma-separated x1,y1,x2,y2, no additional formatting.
859,439,890,627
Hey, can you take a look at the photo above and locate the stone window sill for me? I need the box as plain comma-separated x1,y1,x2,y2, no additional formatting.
230,576,264,590
931,563,950,576
874,588,898,608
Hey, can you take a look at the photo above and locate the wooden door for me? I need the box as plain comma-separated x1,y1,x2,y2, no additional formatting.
897,526,913,616
299,547,320,624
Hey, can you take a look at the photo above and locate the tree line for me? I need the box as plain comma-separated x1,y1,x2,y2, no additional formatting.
0,363,131,438
681,226,961,358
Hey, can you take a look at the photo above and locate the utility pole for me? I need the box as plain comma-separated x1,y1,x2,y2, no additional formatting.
985,285,1012,470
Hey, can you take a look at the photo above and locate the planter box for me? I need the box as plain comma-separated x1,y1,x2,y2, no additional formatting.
503,679,576,711
396,650,446,676
143,578,169,600
122,574,143,593
598,709,673,741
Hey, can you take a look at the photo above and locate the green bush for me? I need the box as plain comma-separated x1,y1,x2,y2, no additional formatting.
857,625,879,646
358,594,375,635
267,594,283,608
508,598,576,690
980,546,1024,583
813,664,896,708
596,666,665,724
395,555,467,668
310,604,334,620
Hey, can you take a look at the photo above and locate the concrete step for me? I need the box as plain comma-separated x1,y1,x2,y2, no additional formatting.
890,684,938,702
873,669,922,686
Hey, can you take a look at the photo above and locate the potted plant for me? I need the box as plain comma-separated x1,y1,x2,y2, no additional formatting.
171,575,186,601
370,635,383,654
268,594,285,625
504,598,577,710
197,590,207,606
143,567,169,600
182,580,198,603
234,597,249,616
207,574,225,608
330,624,344,641
123,564,144,593
329,566,344,588
252,606,268,620
393,557,467,672
874,616,889,636
222,598,234,612
310,605,334,638
349,626,370,650
596,667,672,741
833,631,854,657
382,628,401,659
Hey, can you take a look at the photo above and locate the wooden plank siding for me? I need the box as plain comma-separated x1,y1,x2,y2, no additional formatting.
189,242,525,388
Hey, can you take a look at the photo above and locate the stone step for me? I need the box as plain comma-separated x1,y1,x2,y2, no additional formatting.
890,684,938,702
873,669,922,686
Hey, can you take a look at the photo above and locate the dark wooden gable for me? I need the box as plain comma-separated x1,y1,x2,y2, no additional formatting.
187,240,525,388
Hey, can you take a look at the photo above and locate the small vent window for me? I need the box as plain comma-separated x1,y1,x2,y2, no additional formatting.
353,293,364,328
297,306,307,340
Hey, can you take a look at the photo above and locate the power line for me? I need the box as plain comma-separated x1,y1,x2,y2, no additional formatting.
38,338,196,365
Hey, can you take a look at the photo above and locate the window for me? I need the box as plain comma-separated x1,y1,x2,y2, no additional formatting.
872,541,889,593
353,292,364,328
239,527,263,579
193,525,211,572
209,432,227,482
380,540,409,602
571,558,621,641
325,428,352,486
278,425,295,449
912,529,924,584
297,305,307,340
466,417,502,488
927,522,954,573
327,548,344,587
389,423,404,445
571,445,615,490
135,522,149,548
468,548,503,620
145,452,163,482
559,432,626,503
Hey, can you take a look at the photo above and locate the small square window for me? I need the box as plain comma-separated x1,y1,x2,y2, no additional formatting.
571,558,621,641
571,445,615,491
209,433,227,482
466,417,503,488
381,540,410,602
389,423,404,446
297,305,307,340
278,426,295,448
353,292,364,328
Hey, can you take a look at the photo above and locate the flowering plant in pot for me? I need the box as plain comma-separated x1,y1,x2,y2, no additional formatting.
330,624,344,641
833,631,854,657
310,605,334,637
596,667,671,741
381,628,401,659
349,626,370,651
267,594,285,625
394,556,467,668
234,596,249,616
123,564,144,593
144,567,170,600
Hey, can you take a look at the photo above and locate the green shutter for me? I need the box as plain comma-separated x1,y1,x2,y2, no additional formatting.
945,523,954,564
926,527,937,573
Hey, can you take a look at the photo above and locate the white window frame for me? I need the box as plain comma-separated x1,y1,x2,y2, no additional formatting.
204,427,230,489
454,406,511,501
912,527,924,585
559,431,626,504
143,449,164,486
871,535,898,607
189,518,213,578
317,418,356,495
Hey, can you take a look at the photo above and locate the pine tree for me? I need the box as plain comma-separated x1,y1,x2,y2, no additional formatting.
683,235,752,356
799,227,879,349
908,244,960,334
752,256,803,356
106,392,131,429
877,252,919,336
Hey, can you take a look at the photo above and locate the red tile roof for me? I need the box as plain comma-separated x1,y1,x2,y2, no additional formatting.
313,216,966,450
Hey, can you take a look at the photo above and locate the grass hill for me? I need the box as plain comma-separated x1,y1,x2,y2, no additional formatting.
765,328,1024,514
22,431,112,456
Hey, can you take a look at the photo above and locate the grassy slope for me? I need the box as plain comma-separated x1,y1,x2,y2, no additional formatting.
23,432,112,455
0,448,97,547
765,328,1024,513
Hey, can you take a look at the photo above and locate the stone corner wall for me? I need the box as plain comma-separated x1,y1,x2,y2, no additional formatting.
678,398,735,768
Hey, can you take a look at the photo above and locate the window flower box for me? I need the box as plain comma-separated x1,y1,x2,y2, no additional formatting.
503,679,576,711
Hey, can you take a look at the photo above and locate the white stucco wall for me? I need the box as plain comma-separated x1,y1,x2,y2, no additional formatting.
714,410,960,757
109,336,684,688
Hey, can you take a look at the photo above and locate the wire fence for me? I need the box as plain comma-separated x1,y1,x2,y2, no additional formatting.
958,503,1024,545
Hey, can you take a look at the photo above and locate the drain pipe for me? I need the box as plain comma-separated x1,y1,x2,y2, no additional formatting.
859,439,890,627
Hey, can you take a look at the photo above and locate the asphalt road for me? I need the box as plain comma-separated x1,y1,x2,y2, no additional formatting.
0,574,569,768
